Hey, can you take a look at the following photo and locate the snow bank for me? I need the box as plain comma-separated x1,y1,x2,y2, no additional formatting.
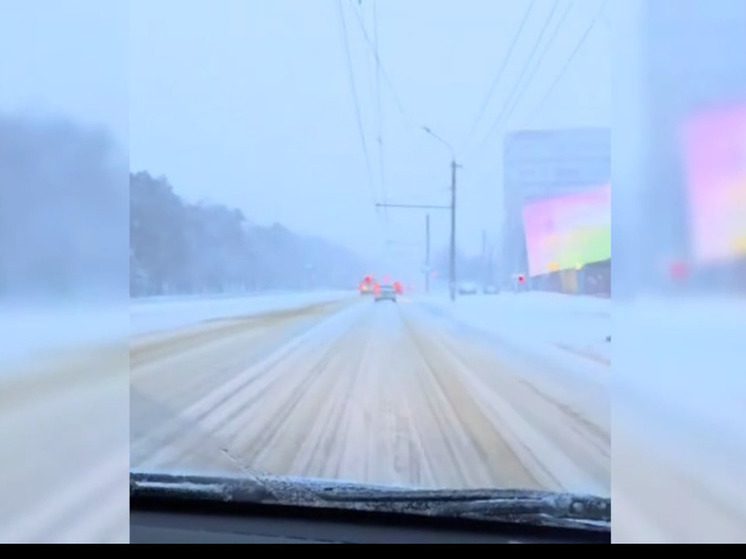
615,295,746,445
614,296,746,541
418,292,611,370
130,290,355,336
0,302,128,372
0,291,355,370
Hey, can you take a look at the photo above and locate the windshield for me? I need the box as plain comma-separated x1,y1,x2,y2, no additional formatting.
129,0,611,522
5,0,746,545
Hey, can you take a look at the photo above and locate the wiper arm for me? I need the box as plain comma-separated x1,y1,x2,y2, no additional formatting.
131,472,610,532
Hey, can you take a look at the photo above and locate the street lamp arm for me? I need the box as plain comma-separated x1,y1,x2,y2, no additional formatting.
422,126,456,161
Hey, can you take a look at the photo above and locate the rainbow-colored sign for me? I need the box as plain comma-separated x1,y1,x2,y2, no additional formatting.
682,103,746,264
522,184,611,277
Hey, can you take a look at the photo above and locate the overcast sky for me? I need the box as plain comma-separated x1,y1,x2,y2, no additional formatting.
0,1,128,147
130,0,610,279
2,0,610,282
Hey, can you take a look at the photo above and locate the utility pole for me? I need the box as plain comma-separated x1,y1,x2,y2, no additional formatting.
481,229,487,287
376,203,449,295
488,244,495,286
422,126,460,302
449,160,458,301
425,214,431,294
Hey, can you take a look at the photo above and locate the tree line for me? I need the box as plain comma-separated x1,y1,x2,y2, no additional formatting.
130,172,364,297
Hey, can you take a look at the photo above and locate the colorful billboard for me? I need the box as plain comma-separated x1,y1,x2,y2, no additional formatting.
682,103,746,264
522,184,611,277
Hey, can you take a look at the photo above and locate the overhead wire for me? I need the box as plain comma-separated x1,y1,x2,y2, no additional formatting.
336,0,381,226
347,1,414,128
371,0,389,224
473,0,561,155
498,1,575,132
528,0,609,125
462,0,538,152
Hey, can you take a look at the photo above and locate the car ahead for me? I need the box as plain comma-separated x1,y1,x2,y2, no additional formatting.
374,284,397,302
458,281,479,295
483,284,499,295
359,276,376,295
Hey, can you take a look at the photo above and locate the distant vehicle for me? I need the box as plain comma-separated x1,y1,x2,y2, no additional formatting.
458,281,479,295
393,281,404,295
374,284,397,303
483,284,499,295
359,276,376,295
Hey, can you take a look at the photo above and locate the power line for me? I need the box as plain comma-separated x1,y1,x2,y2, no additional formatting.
376,203,451,210
475,0,560,153
347,1,413,127
373,0,385,202
499,1,575,130
336,0,378,214
352,0,389,226
370,0,388,224
462,0,537,151
529,0,608,125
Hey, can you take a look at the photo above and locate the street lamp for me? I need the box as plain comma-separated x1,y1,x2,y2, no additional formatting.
422,126,460,302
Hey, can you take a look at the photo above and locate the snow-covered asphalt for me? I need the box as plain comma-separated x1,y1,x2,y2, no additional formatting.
131,295,609,496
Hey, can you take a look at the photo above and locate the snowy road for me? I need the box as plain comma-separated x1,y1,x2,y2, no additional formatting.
0,347,129,543
131,296,609,497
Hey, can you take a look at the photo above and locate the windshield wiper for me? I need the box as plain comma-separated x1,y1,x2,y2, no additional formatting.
131,472,610,532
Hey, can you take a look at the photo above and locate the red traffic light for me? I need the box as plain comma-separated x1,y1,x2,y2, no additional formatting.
669,261,689,282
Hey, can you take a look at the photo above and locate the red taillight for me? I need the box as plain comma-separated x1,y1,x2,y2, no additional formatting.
361,276,375,292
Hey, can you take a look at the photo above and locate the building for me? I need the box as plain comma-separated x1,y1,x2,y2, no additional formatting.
501,127,611,294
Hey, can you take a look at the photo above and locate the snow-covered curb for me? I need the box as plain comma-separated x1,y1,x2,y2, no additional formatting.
0,303,128,372
130,290,355,336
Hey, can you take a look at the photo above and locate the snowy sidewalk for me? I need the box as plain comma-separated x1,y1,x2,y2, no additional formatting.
418,292,611,369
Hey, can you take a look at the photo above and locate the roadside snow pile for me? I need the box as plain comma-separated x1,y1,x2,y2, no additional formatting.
420,292,611,368
0,302,128,371
616,296,746,423
130,291,354,336
614,296,746,541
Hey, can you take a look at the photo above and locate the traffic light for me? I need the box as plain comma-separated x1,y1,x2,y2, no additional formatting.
669,261,689,282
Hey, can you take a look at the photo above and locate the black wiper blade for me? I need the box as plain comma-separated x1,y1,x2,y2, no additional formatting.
131,472,610,532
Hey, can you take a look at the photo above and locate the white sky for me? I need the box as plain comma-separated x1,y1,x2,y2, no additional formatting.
1,0,610,281
130,0,611,279
0,1,128,148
